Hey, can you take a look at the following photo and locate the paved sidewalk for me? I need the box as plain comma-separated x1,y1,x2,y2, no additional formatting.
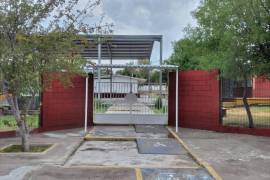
65,125,213,179
0,129,84,179
22,166,137,180
177,128,270,180
0,126,214,180
66,126,198,168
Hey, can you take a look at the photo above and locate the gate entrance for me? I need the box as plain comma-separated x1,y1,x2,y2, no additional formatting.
80,35,179,130
94,80,168,124
87,64,178,125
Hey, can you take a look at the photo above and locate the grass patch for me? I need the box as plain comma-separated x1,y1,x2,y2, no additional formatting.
94,100,112,113
153,106,167,114
223,105,270,128
0,144,52,153
0,115,39,130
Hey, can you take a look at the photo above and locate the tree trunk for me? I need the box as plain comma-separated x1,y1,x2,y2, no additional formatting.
4,93,30,151
243,79,254,128
21,126,30,152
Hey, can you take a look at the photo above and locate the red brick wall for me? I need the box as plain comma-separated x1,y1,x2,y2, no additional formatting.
253,77,270,98
168,70,220,130
41,74,93,131
168,70,270,137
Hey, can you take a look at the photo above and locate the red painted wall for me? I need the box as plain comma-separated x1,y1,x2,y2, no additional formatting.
253,77,270,98
181,70,220,130
168,70,220,130
0,131,17,138
41,74,93,131
168,70,270,137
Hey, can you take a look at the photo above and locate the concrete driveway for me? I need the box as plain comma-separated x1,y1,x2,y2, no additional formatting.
0,126,214,180
64,125,213,179
177,128,270,180
1,126,269,179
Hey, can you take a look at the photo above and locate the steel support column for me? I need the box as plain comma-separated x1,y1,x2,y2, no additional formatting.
84,75,89,133
159,39,163,95
175,70,179,132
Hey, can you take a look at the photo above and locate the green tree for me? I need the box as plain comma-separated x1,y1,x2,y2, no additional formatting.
168,0,270,128
115,62,135,77
115,60,168,83
167,38,200,70
149,70,167,83
0,0,111,151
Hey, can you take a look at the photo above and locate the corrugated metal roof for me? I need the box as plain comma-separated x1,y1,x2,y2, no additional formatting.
75,35,162,59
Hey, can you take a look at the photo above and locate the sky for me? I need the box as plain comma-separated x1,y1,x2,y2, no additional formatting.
87,0,201,64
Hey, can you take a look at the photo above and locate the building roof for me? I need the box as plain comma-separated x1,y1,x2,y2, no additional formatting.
75,35,162,59
86,64,178,72
94,74,147,83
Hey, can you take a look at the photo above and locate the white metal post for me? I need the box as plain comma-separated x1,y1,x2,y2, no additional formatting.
110,56,112,99
159,39,163,94
148,69,150,98
84,76,89,133
98,37,101,99
175,70,179,132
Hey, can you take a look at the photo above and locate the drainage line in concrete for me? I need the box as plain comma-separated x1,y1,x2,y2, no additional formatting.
62,139,84,166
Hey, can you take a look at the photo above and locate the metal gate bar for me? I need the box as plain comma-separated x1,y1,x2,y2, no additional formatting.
94,81,168,124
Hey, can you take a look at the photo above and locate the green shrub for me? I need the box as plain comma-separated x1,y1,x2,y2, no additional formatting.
94,99,112,113
0,115,39,129
154,96,163,109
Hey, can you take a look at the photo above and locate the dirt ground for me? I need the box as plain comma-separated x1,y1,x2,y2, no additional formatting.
177,128,270,180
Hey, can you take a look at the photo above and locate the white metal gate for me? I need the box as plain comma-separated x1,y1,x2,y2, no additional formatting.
94,81,168,124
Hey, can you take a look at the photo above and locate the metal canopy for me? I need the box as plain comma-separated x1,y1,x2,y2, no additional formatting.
86,64,178,71
82,35,179,133
75,35,162,59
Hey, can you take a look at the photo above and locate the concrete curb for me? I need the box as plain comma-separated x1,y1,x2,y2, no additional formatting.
0,143,57,155
167,127,222,180
67,164,199,169
84,134,136,141
135,168,143,180
62,138,84,166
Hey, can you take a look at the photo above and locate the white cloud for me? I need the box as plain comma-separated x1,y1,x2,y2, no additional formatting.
84,0,200,62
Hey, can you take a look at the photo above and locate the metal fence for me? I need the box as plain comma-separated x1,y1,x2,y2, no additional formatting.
94,82,168,116
221,78,270,128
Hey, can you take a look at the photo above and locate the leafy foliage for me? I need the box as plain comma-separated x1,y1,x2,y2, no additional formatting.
115,60,168,83
167,0,270,128
0,0,113,95
0,0,112,151
0,115,38,129
167,0,270,79
94,99,112,113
